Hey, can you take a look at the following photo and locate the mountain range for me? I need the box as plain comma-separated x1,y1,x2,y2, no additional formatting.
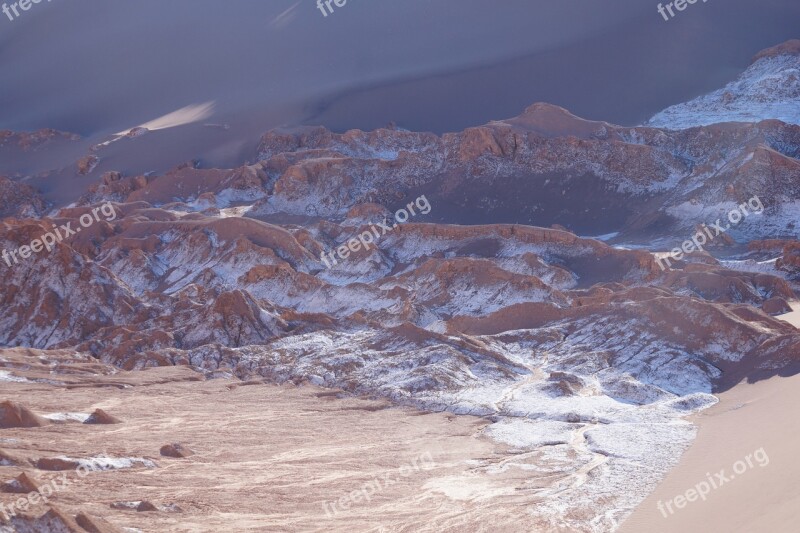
1,39,799,533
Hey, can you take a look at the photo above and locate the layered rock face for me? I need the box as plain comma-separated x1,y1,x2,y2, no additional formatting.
2,203,796,382
0,193,796,531
0,40,798,533
74,105,800,242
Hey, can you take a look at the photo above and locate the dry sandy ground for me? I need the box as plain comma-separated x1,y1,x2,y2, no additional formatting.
4,337,799,532
0,352,566,533
620,372,800,533
777,300,800,329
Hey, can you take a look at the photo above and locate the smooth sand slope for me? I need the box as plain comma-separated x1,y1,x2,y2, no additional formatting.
777,301,800,329
620,372,800,533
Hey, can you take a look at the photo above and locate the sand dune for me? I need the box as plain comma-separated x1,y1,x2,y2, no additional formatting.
777,301,800,329
620,373,800,533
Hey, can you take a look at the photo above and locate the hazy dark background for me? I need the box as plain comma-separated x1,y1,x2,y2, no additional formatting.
1,0,798,136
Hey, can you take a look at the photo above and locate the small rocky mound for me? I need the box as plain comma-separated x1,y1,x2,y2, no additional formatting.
160,443,195,458
777,242,800,279
344,202,392,224
752,39,800,62
110,500,160,512
0,448,24,466
33,457,81,471
75,512,125,533
84,409,122,425
136,501,159,512
0,176,47,218
7,506,83,532
763,297,792,316
76,154,99,175
1,471,41,493
0,400,49,429
543,372,585,397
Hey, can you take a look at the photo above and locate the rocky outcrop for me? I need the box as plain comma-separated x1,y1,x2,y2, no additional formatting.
0,177,47,218
75,512,125,533
0,401,48,429
1,472,42,494
763,296,792,315
0,129,80,150
0,198,795,385
77,155,99,175
84,409,122,425
159,443,194,458
777,241,800,278
63,103,799,244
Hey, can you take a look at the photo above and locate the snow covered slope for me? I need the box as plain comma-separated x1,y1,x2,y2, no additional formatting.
647,40,800,129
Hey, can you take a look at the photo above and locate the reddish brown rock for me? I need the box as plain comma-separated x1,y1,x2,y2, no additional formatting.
752,39,800,62
777,241,800,278
0,176,47,218
137,501,160,512
8,506,85,532
76,512,125,533
0,401,48,429
763,297,792,315
160,443,195,459
33,457,81,471
84,409,122,425
0,129,80,150
0,448,24,466
1,471,42,494
77,154,99,175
